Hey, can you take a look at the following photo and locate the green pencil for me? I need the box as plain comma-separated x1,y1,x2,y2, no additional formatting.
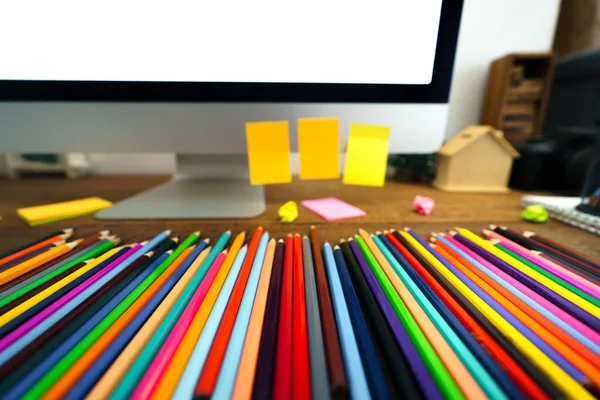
354,235,464,400
23,230,202,398
0,238,119,309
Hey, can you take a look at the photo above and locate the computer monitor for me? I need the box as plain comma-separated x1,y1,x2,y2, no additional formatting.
0,0,463,219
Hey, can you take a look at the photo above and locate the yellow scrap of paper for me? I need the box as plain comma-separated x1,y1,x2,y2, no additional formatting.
246,121,292,185
17,197,113,226
278,201,298,223
298,117,340,180
343,123,390,187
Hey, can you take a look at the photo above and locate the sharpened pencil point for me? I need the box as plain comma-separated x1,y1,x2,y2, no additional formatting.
499,226,507,230
389,228,396,232
278,238,284,243
99,229,111,236
193,230,201,236
144,251,155,257
324,241,330,246
523,231,535,237
489,239,500,244
202,238,210,243
383,230,389,234
140,240,149,246
171,237,180,243
270,238,276,243
482,229,493,236
358,228,368,235
340,238,346,243
489,224,497,230
162,229,172,235
403,227,411,231
310,225,316,229
375,231,382,235
221,249,228,254
294,233,300,237
348,237,354,242
334,245,340,250
166,250,174,254
62,228,75,234
287,233,293,237
454,226,463,231
448,230,458,236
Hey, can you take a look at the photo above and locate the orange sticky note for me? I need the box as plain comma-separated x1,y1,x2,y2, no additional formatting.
298,118,340,180
343,123,390,187
246,121,292,185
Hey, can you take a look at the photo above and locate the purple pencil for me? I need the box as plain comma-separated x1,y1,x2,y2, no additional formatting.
348,239,443,400
453,233,600,333
497,241,600,301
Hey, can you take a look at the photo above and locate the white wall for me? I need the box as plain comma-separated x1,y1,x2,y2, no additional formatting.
445,0,561,139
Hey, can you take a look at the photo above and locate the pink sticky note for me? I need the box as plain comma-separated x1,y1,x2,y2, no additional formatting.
301,197,366,221
413,195,434,216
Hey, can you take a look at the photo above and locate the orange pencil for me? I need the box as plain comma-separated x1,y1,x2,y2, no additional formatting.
193,227,264,398
231,239,277,400
148,232,247,399
434,243,600,391
292,234,311,400
0,231,73,267
0,240,82,286
41,246,201,399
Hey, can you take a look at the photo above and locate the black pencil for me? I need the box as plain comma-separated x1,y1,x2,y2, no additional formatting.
0,228,75,260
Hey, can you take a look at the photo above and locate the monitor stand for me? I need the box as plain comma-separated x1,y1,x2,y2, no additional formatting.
96,154,266,219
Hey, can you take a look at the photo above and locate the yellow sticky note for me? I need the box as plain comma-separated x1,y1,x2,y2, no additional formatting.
298,118,340,180
246,121,292,185
17,197,113,225
343,123,390,187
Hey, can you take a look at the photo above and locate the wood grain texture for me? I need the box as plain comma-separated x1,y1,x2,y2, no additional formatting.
0,176,598,258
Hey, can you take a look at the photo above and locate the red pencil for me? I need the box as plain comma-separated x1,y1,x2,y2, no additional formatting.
273,234,294,400
194,227,264,398
292,234,312,400
384,232,548,400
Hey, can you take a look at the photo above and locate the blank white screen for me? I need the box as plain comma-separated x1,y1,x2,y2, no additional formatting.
0,0,442,84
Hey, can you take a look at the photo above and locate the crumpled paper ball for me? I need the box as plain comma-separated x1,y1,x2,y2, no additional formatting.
413,195,434,216
522,204,548,223
278,201,298,223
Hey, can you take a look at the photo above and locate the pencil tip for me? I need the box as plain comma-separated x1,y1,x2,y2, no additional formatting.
310,225,316,229
489,224,497,229
202,238,210,243
324,241,330,246
166,250,174,254
449,230,458,236
302,235,309,240
348,237,354,242
63,228,75,233
278,238,284,243
340,238,346,243
358,228,367,234
523,231,534,237
375,231,382,235
287,233,293,237
403,227,410,231
99,229,111,236
144,251,155,257
482,229,492,235
162,229,173,235
390,228,396,232
172,237,180,243
334,245,340,250
225,230,232,234
193,230,201,236
294,233,300,237
221,249,228,254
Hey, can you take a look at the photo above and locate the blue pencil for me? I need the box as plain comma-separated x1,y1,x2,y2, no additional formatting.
212,233,269,399
172,246,247,400
333,245,390,400
323,243,371,400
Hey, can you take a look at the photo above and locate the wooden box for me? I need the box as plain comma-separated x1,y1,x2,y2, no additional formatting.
480,53,554,145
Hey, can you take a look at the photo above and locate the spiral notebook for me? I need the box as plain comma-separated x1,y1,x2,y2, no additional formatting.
521,195,600,236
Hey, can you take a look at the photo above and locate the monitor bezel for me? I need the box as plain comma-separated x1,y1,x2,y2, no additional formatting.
0,0,463,103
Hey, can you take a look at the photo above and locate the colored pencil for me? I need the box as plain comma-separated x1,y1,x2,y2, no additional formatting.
439,232,600,359
109,230,233,399
273,234,295,400
400,230,595,400
251,239,285,400
150,232,245,400
453,232,600,333
14,230,198,399
167,245,247,400
523,230,600,270
342,240,429,400
491,226,600,280
0,249,171,392
299,236,329,400
323,242,371,400
193,228,264,398
0,237,120,308
0,231,73,268
0,240,82,286
432,241,600,390
484,229,600,296
211,236,271,400
390,231,546,400
376,234,516,400
128,249,226,400
309,226,347,399
231,238,277,400
0,243,57,273
334,245,391,399
0,228,74,261
359,230,487,400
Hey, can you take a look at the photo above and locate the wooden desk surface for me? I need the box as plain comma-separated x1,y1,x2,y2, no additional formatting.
1,176,598,258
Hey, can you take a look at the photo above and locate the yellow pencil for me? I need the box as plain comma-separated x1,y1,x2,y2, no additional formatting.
0,246,123,327
358,230,486,400
458,228,600,318
0,240,82,286
150,231,247,398
400,231,595,400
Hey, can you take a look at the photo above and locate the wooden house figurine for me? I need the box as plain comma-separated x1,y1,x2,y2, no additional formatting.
434,125,519,192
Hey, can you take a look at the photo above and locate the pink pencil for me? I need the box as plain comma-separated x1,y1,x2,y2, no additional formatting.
440,234,600,347
129,250,227,400
498,240,600,300
484,230,600,297
0,244,141,351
